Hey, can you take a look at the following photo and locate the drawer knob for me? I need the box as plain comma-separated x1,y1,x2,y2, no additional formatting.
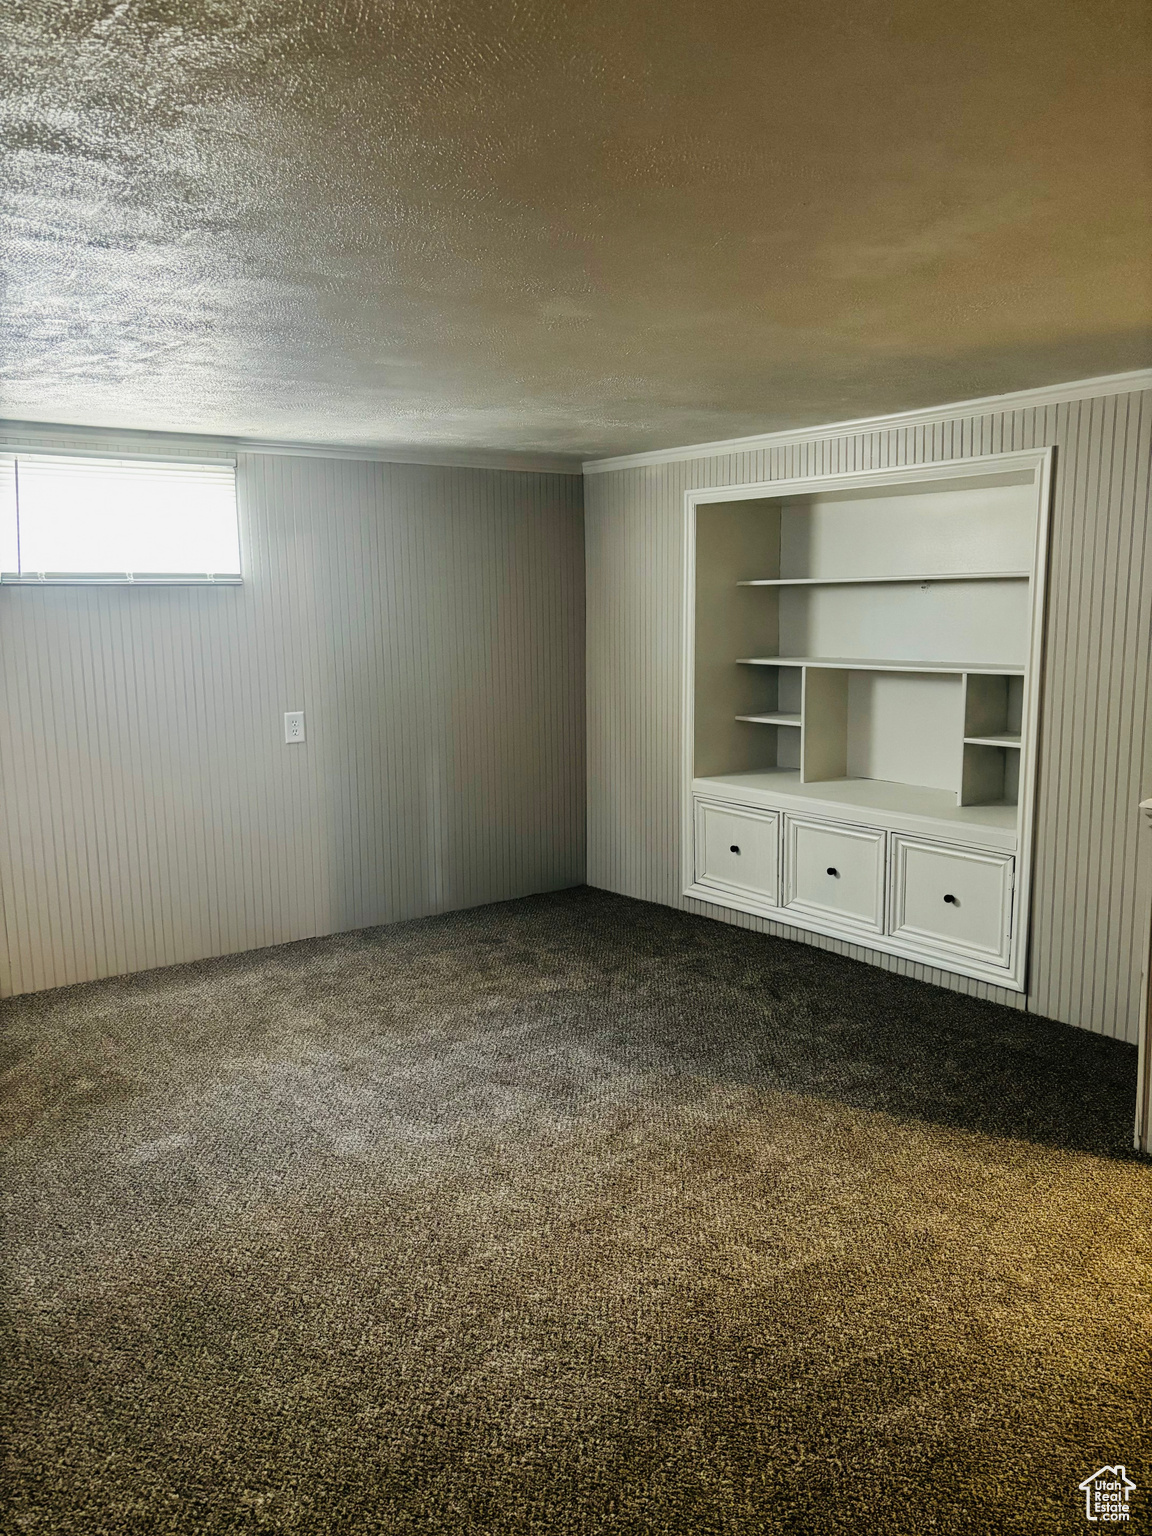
730,845,740,854
943,893,958,905
826,867,839,877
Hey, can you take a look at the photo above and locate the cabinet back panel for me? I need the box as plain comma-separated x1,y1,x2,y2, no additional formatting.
780,482,1035,579
779,579,1031,665
846,673,964,792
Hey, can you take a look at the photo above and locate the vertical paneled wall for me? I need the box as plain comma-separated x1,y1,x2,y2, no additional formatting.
0,450,585,995
585,387,1152,1043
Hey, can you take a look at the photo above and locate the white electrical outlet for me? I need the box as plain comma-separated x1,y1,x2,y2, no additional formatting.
284,710,305,744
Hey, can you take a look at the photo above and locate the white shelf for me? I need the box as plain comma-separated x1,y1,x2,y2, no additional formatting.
737,571,1031,587
965,734,1022,748
735,712,801,726
737,656,1026,676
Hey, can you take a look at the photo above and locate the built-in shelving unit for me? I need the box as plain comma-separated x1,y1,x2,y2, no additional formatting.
682,450,1053,992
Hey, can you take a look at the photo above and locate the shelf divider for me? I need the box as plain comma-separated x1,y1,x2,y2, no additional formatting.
737,571,1030,587
801,667,848,784
738,656,1026,676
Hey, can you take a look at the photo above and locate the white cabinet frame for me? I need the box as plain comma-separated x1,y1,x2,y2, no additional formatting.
680,449,1054,993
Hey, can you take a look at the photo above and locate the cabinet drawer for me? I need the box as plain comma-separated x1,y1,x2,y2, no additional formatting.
783,816,886,934
695,800,780,904
889,837,1014,966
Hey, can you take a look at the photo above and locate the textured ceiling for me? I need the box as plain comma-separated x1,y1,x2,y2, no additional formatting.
2,0,1150,461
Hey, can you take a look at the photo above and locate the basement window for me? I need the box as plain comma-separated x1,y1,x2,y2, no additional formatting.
0,453,241,584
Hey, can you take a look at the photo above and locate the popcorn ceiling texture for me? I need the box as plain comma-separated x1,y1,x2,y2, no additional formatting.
2,0,1150,457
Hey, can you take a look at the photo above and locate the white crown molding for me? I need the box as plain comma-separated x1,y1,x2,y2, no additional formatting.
5,365,1148,479
0,419,582,476
581,367,1152,475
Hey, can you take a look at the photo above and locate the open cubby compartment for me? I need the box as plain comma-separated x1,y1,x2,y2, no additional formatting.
778,578,1030,670
963,672,1024,743
733,665,802,763
959,672,1024,807
960,743,1020,807
737,471,1037,667
799,665,966,798
774,468,1038,582
693,496,790,776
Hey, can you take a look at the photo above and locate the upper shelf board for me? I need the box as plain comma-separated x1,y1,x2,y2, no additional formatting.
965,734,1023,748
737,571,1031,587
734,712,802,726
737,657,1026,675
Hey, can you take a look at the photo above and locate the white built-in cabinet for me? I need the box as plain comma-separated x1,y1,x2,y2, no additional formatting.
682,450,1053,991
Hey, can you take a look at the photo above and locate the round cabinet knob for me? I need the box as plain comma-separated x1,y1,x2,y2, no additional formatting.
943,893,958,905
826,867,839,877
730,845,740,854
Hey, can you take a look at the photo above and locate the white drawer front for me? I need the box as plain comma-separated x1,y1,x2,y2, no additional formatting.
695,800,780,904
890,836,1014,966
783,816,885,934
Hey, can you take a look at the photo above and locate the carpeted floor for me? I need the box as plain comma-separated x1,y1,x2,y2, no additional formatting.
2,886,1148,1535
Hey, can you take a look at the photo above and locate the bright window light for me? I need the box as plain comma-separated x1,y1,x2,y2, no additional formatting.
0,453,241,584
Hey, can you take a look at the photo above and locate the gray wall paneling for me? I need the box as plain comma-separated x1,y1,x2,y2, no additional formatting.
0,449,585,995
585,388,1152,1043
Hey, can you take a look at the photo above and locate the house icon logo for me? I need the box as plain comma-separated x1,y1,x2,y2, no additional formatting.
1078,1466,1136,1523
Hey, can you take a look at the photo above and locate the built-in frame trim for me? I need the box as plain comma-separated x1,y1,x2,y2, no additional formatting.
679,447,1054,996
585,367,1151,474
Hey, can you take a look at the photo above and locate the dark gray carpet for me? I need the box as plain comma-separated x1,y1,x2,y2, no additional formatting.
2,886,1148,1534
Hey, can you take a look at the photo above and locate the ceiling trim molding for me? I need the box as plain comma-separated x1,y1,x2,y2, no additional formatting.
581,367,1152,475
5,366,1148,479
0,419,582,476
